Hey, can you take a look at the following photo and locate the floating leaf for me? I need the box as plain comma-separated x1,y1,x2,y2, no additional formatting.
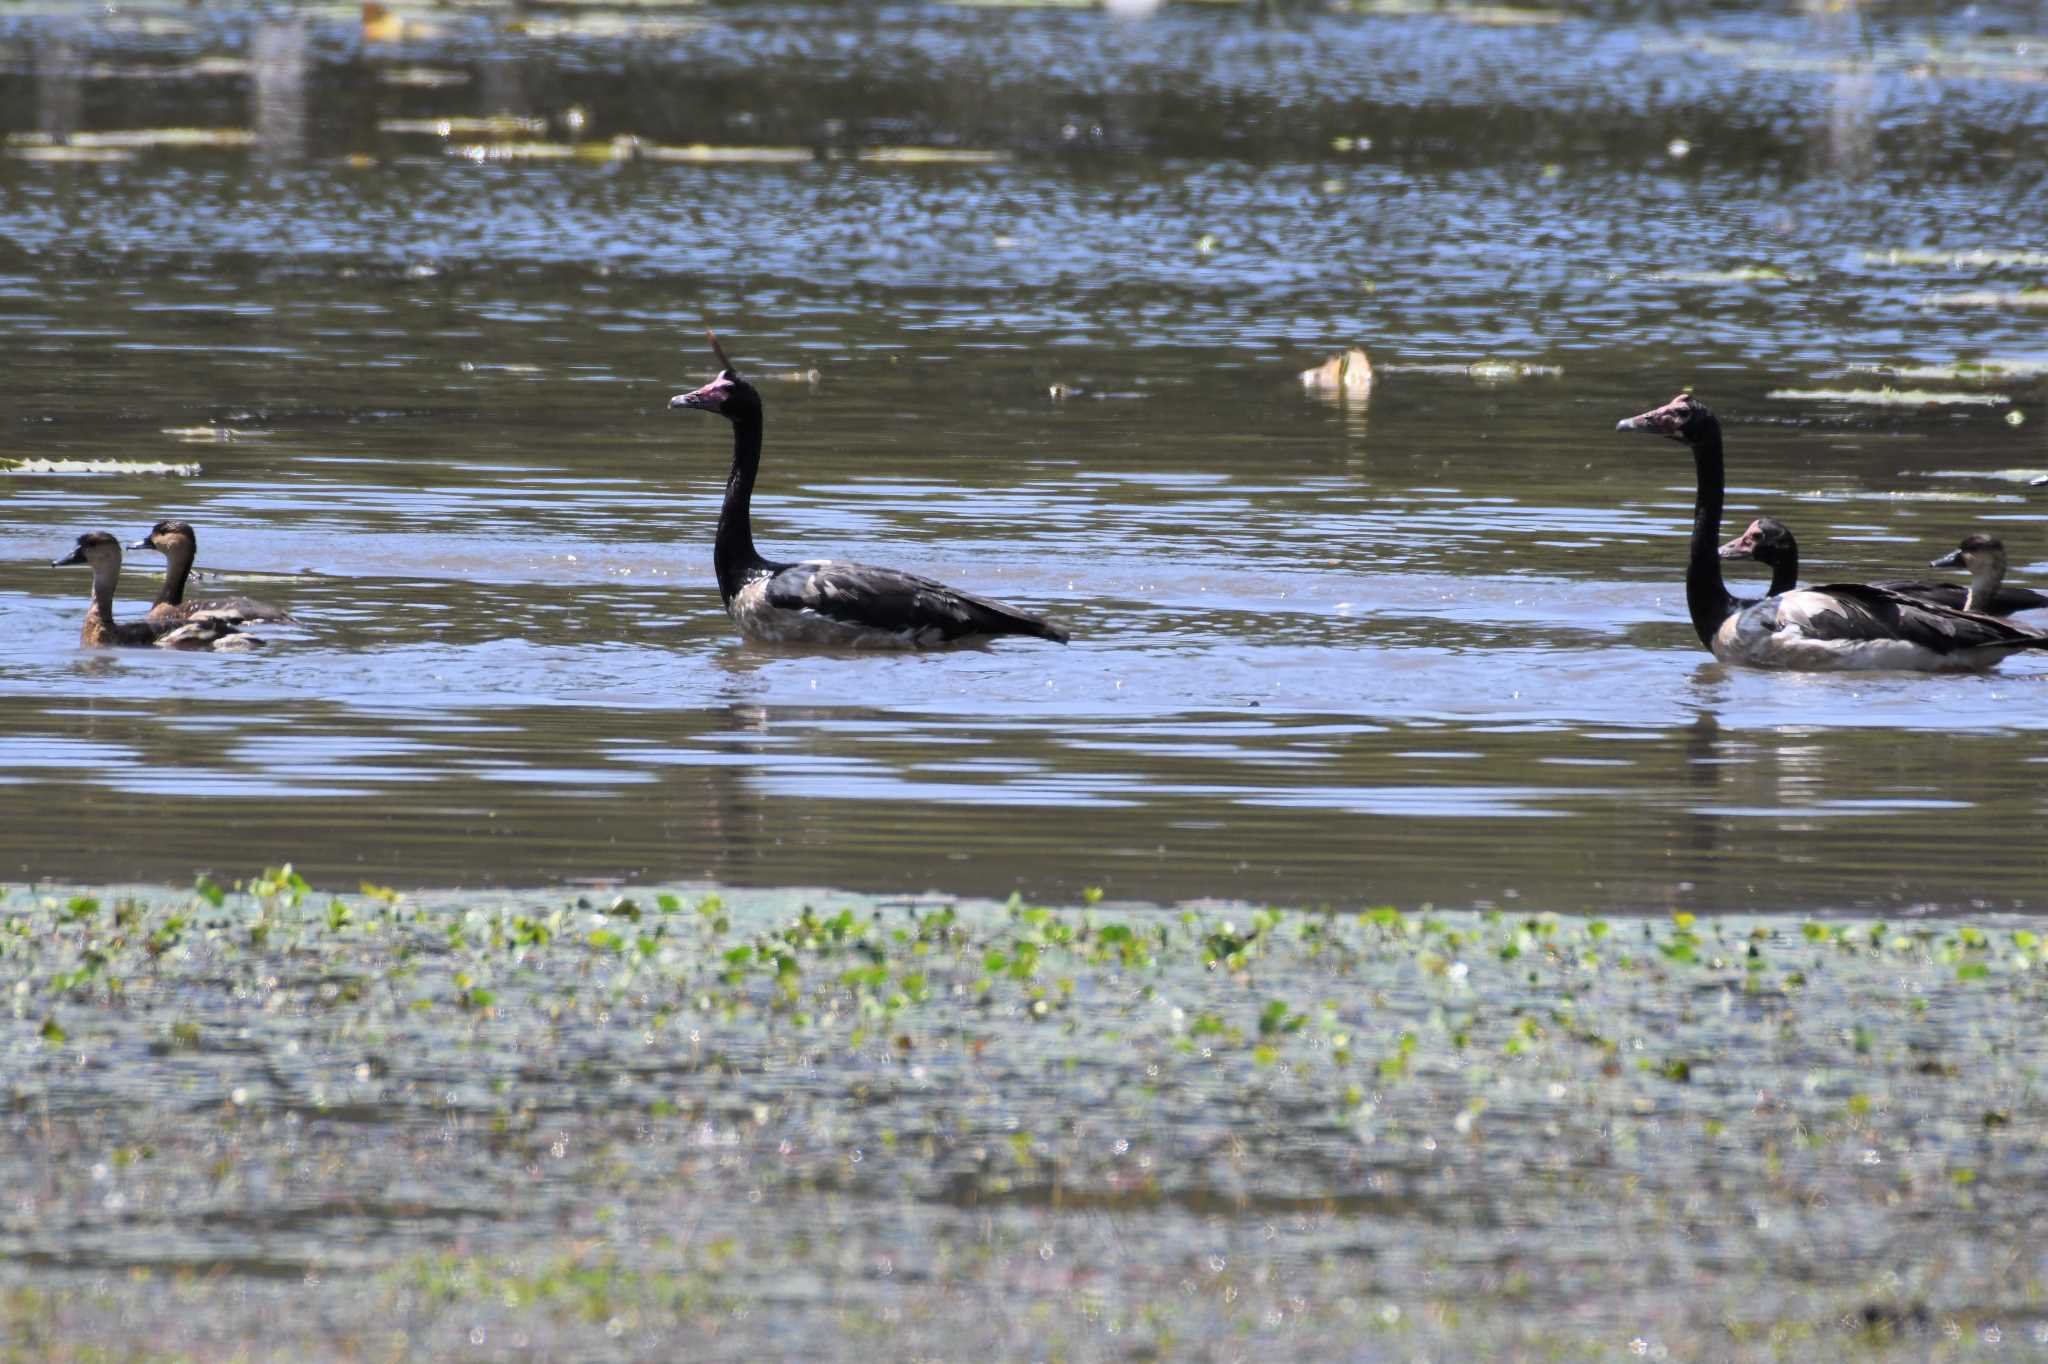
161,426,269,443
1377,360,1561,381
639,144,815,164
379,116,547,138
1655,267,1806,285
1864,248,2048,269
9,145,132,164
1766,387,2012,407
945,0,1097,10
8,128,255,151
503,14,704,37
857,147,1010,165
1847,358,2048,383
373,67,472,90
1465,360,1563,382
1331,0,1565,24
446,141,635,163
1922,290,2048,310
1,457,202,476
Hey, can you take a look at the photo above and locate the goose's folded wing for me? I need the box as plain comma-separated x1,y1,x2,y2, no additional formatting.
1871,579,1967,611
1796,583,2048,654
765,561,1063,641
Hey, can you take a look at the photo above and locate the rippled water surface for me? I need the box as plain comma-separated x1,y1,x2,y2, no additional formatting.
3,0,2047,913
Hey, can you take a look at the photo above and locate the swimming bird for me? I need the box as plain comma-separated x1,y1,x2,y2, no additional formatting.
1719,516,2048,615
669,331,1069,648
1716,517,1799,604
1617,393,2048,671
1927,534,2046,615
53,532,263,650
127,520,296,625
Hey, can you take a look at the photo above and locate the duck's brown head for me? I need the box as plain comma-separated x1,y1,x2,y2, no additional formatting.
1930,533,2007,573
128,519,196,556
52,531,121,570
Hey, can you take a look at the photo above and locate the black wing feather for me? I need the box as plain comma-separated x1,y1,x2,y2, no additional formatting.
1874,580,2048,615
1799,583,2048,655
764,561,1067,643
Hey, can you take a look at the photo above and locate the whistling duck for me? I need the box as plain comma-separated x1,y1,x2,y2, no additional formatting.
127,520,296,625
52,533,261,650
1720,516,2048,615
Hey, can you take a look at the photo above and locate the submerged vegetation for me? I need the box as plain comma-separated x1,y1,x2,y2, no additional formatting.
4,872,2047,1359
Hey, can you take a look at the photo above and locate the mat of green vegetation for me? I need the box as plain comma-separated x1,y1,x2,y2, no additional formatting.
4,872,2044,1361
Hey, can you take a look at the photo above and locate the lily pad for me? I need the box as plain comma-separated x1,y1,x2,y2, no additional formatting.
446,141,634,163
857,147,1010,165
1922,290,2048,310
374,67,472,90
1766,387,2012,406
1864,248,2048,269
1847,359,2048,383
1330,0,1565,25
379,116,546,137
1377,360,1561,381
639,144,815,164
503,14,703,38
7,128,255,151
9,146,133,164
1,458,202,476
1655,267,1807,285
161,426,270,443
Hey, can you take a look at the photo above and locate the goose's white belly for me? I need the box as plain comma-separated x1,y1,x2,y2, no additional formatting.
1711,592,1985,672
729,577,947,650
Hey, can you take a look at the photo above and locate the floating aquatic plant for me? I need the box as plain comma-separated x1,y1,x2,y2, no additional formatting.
0,457,202,475
1766,386,2012,407
7,128,255,150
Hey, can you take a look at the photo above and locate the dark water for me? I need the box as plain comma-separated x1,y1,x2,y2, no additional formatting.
2,0,2047,913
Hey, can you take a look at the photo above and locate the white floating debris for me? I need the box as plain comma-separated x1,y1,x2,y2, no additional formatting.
1301,348,1374,397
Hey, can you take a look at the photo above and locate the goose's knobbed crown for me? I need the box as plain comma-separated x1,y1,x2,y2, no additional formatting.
669,330,761,425
1617,391,1714,443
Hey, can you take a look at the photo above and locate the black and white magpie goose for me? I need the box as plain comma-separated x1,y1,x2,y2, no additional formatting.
1617,392,2048,671
670,332,1069,648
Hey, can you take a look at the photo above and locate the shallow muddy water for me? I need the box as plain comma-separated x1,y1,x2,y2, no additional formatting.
2,0,2047,913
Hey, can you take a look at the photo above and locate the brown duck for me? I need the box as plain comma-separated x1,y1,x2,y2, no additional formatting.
53,532,262,650
127,520,296,625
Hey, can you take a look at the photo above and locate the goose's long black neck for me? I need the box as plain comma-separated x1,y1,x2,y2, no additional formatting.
1685,420,1737,648
713,415,772,607
1766,549,1797,598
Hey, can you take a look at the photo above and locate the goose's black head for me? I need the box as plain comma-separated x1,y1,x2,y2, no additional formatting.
671,368,761,424
1617,391,1715,444
1719,515,1794,567
1930,533,2006,571
128,519,196,555
670,329,762,426
53,531,119,569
